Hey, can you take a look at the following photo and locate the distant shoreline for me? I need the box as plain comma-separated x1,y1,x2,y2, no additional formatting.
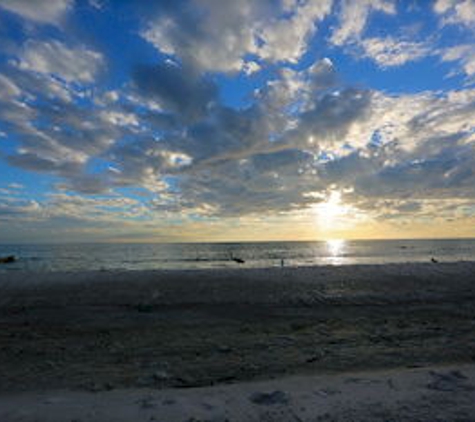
1,259,475,280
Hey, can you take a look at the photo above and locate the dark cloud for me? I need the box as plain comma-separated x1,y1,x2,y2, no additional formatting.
322,134,475,202
297,88,373,143
172,149,322,216
132,62,218,123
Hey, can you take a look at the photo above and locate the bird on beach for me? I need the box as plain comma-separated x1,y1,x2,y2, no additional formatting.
431,257,438,263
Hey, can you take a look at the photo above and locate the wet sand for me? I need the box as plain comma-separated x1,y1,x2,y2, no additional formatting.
1,262,475,420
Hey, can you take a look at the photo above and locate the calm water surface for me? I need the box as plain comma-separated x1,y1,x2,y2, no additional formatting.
1,239,474,273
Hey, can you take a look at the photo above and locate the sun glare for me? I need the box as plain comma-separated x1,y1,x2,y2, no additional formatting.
325,238,346,264
314,191,350,230
327,238,345,256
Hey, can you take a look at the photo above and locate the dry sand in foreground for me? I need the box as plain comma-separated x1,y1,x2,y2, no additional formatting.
1,364,475,421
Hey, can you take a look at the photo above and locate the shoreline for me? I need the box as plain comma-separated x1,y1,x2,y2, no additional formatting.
2,258,475,272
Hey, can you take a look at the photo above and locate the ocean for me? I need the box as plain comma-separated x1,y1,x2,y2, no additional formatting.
0,238,474,273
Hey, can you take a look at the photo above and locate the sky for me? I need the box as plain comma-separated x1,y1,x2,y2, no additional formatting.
0,0,475,243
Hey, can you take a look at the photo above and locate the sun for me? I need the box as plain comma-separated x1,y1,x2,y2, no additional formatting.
314,190,351,230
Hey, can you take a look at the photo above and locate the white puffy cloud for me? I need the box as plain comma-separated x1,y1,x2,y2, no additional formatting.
17,39,103,83
434,0,475,27
432,1,475,81
100,111,139,127
360,36,431,67
142,0,333,73
142,0,263,73
0,0,72,25
441,44,475,78
330,0,395,46
254,0,333,63
257,58,338,128
329,2,432,69
242,61,261,75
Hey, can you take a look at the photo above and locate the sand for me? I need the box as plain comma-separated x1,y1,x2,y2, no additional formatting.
1,262,475,420
1,364,475,421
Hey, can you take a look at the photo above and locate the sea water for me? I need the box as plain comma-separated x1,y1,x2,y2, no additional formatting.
0,238,474,272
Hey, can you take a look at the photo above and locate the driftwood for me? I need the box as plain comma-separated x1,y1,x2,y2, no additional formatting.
229,253,245,264
0,255,16,264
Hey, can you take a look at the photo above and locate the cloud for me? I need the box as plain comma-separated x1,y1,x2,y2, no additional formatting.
320,88,475,204
242,61,261,75
254,0,333,64
433,2,475,81
0,198,42,221
441,44,475,79
8,183,24,189
17,39,104,83
141,0,267,73
0,0,73,25
3,47,475,222
0,73,135,192
173,149,322,216
44,193,145,221
107,137,187,193
434,0,475,27
0,74,21,98
9,52,468,219
1,2,475,229
0,85,35,135
142,0,333,73
329,2,432,69
330,0,395,46
289,87,374,150
132,62,217,122
360,36,431,67
88,58,374,217
307,58,339,90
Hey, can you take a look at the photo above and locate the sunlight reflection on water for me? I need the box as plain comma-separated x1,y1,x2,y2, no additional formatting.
325,239,346,265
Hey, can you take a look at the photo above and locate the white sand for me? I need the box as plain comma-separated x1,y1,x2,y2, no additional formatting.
1,364,474,421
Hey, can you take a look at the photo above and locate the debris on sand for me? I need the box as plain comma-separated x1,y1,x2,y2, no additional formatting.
250,390,289,405
0,255,16,264
230,253,245,264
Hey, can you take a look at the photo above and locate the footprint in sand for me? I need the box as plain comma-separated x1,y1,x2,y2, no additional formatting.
427,370,475,392
249,390,290,405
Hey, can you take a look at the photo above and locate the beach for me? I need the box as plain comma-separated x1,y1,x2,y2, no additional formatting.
1,262,475,420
